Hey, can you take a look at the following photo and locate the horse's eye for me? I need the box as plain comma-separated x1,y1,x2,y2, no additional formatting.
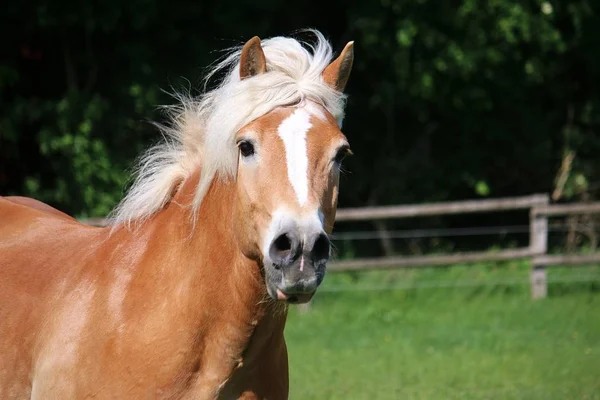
239,141,255,158
334,146,351,165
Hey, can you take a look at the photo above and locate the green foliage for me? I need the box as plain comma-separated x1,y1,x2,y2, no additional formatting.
1,0,600,219
346,0,600,206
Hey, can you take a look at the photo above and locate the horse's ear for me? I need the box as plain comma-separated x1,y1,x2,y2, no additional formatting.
239,36,267,79
322,41,354,92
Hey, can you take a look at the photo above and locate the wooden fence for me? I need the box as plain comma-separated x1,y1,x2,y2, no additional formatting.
331,194,600,299
82,193,600,299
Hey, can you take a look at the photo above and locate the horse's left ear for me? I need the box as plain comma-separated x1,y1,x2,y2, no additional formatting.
240,36,267,79
322,41,354,92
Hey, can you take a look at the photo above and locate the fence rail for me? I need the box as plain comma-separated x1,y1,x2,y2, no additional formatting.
332,194,600,299
532,202,600,217
330,248,536,271
335,194,548,221
82,193,600,299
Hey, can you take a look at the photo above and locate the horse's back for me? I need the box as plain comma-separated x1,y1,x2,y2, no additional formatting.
2,196,75,220
0,195,103,297
0,196,106,399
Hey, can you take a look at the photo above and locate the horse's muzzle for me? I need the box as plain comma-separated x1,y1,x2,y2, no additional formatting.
265,229,330,303
274,264,321,303
266,263,325,304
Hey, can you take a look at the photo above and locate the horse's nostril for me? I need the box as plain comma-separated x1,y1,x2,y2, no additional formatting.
311,233,330,261
273,233,292,252
269,233,296,264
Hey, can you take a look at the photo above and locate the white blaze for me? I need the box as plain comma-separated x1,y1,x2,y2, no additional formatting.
277,109,312,205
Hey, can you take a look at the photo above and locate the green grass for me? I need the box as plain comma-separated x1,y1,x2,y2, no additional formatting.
285,262,600,399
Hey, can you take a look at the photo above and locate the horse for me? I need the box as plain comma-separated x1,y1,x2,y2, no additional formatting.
0,30,353,399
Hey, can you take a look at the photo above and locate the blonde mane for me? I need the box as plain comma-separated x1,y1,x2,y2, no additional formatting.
109,30,348,227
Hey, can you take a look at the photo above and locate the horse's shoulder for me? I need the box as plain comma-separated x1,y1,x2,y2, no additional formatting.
1,196,76,221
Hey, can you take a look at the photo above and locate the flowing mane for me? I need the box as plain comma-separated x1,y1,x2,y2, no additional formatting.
109,30,348,227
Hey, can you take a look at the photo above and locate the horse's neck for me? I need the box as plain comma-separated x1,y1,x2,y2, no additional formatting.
130,173,287,388
162,173,268,310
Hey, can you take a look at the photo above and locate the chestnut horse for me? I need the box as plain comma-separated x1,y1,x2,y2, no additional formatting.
0,31,353,399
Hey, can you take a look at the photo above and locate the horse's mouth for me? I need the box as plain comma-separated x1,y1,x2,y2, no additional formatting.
263,255,326,304
265,279,316,304
274,288,315,304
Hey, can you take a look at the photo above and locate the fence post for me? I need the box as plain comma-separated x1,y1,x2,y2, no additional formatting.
530,195,549,299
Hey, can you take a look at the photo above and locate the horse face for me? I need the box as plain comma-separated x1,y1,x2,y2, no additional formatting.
233,104,350,303
231,35,354,304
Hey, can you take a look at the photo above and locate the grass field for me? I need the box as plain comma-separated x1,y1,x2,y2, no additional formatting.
285,262,600,399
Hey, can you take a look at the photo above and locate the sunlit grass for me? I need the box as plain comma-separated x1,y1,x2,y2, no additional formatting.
285,263,600,399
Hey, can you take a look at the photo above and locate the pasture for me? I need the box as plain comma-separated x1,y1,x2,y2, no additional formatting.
285,262,600,399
